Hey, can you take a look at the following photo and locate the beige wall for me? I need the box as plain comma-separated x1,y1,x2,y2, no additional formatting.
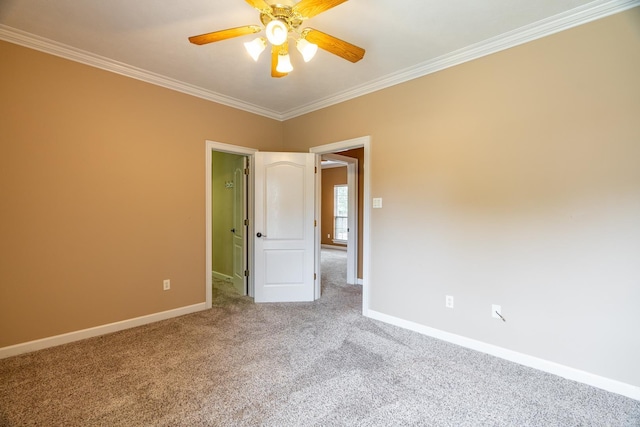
321,166,347,246
283,9,640,387
0,40,282,347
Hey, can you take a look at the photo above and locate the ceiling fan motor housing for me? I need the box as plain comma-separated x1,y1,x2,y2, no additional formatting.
260,5,303,31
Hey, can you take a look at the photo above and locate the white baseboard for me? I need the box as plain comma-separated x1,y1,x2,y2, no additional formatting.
321,244,347,251
212,271,233,281
0,303,207,360
366,309,640,401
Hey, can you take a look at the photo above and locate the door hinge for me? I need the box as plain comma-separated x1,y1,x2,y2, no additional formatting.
244,219,249,226
314,273,317,280
244,168,250,175
314,220,317,227
244,270,250,277
315,166,317,173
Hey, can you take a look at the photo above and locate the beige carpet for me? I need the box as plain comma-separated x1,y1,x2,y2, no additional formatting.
1,249,639,426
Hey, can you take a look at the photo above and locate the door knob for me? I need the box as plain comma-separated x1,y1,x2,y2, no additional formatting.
256,232,266,238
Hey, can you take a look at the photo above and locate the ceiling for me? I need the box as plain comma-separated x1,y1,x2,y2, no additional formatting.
0,0,635,120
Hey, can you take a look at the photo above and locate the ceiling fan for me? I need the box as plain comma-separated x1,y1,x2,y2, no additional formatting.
188,0,365,78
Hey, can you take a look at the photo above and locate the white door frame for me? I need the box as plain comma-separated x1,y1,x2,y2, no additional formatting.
321,153,358,285
310,136,371,315
205,140,257,309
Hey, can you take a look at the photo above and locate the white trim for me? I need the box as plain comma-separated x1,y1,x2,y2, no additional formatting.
0,25,282,121
314,154,322,299
205,140,259,157
205,140,258,308
366,309,640,402
322,244,347,251
310,136,371,316
0,303,206,360
212,271,233,282
345,160,358,285
320,161,345,169
2,1,638,121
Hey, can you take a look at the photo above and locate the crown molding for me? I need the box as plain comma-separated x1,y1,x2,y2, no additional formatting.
2,0,638,122
280,0,640,120
0,25,284,121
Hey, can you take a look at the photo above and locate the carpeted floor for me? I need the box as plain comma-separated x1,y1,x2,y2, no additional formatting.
1,249,639,426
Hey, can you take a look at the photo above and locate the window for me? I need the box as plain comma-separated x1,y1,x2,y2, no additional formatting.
333,185,348,242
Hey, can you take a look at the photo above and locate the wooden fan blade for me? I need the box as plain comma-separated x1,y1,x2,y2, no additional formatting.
294,0,348,19
304,28,365,63
245,0,272,12
189,25,261,45
271,46,288,78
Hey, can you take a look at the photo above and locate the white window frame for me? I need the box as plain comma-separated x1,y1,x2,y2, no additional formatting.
333,184,348,244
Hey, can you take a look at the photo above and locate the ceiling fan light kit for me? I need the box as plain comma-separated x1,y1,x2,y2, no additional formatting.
244,37,267,61
296,37,318,62
276,54,294,73
265,19,288,45
189,0,365,78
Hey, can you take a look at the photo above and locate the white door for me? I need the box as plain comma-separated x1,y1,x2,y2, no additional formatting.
232,155,246,294
254,152,316,302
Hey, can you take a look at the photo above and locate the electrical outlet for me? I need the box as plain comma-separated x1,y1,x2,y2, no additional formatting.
492,304,502,319
445,295,454,309
163,279,170,291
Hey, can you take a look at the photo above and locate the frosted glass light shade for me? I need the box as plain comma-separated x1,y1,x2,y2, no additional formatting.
244,37,267,61
276,53,293,73
296,38,318,62
265,19,288,46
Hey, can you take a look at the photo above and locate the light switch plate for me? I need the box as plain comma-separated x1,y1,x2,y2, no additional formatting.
373,198,383,208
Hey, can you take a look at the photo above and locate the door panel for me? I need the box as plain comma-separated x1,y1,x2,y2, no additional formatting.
254,152,315,302
266,250,304,283
232,156,246,294
265,162,306,240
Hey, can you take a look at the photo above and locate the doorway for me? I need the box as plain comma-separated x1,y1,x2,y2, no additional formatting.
211,151,247,295
320,153,359,286
205,141,257,309
311,136,371,315
204,136,371,314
